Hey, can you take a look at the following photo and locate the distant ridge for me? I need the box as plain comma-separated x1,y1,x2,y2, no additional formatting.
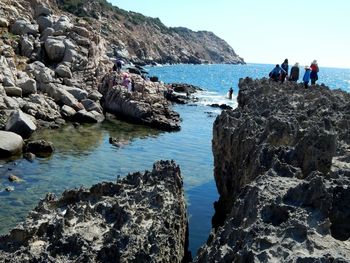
56,0,245,65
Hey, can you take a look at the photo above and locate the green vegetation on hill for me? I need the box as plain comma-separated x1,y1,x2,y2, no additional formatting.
57,0,170,33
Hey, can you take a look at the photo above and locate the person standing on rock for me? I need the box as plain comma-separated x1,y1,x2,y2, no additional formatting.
281,59,289,83
310,60,319,85
269,64,285,82
303,66,311,88
289,62,300,82
115,58,123,73
228,87,233,99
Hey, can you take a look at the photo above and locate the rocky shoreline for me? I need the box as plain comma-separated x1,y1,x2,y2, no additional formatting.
1,0,350,262
195,78,350,262
0,160,190,263
1,78,350,262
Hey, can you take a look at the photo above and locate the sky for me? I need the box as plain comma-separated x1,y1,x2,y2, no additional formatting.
110,0,350,69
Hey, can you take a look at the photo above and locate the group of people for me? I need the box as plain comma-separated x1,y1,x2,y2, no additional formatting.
269,59,319,88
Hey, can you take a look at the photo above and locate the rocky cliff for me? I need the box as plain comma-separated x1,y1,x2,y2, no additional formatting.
195,79,350,262
55,0,244,65
0,160,190,263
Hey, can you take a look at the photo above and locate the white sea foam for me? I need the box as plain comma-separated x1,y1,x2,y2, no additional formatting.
195,90,238,109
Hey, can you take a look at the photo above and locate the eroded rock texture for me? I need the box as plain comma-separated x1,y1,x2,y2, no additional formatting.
99,73,181,131
195,78,350,262
0,160,189,263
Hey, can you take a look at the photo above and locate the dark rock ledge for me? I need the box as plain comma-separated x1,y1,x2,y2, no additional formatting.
194,78,350,262
0,160,190,263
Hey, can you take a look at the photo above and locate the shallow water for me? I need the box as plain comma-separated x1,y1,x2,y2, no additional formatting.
0,63,349,255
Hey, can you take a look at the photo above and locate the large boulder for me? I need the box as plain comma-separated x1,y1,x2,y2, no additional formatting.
37,15,53,33
18,77,37,96
0,131,23,158
44,37,66,62
4,86,22,97
5,110,37,139
55,64,72,78
0,160,190,263
23,140,54,158
34,4,52,18
10,19,38,36
19,35,34,58
63,86,88,100
53,15,73,32
73,109,105,123
99,73,180,131
81,99,103,113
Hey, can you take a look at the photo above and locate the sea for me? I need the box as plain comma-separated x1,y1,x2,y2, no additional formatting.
0,63,349,255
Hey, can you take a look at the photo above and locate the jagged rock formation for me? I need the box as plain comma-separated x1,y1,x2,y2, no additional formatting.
99,72,181,131
0,160,190,263
195,78,350,262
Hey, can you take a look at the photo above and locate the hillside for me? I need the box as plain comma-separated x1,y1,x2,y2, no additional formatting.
56,0,245,65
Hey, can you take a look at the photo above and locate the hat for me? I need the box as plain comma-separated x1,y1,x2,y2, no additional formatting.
312,60,317,64
294,62,299,67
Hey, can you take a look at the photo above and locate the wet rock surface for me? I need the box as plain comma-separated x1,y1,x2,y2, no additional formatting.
195,78,350,262
0,160,189,263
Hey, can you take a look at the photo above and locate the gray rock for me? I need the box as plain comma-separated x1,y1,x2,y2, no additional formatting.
37,15,53,33
4,86,22,97
23,140,54,158
73,109,105,123
34,4,52,18
61,105,76,119
81,99,103,113
55,64,72,78
18,78,37,96
5,110,37,139
63,86,88,101
71,25,90,38
53,16,73,32
0,18,9,28
0,131,23,158
40,27,54,42
88,90,103,101
10,19,38,36
3,97,20,109
22,94,61,121
3,76,16,87
19,35,34,58
0,161,189,262
26,61,54,84
44,37,66,62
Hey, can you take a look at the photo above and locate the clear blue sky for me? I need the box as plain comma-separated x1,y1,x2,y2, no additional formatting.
110,0,350,69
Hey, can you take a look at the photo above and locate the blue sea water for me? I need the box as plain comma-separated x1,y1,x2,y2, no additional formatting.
0,63,349,255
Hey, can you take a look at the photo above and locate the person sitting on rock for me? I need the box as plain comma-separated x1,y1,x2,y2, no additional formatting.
269,64,285,82
122,74,131,88
303,66,311,88
289,62,300,82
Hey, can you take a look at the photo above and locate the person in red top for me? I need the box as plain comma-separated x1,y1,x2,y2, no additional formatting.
310,60,319,85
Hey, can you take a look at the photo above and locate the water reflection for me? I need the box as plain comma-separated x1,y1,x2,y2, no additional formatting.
31,117,161,154
0,117,162,235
